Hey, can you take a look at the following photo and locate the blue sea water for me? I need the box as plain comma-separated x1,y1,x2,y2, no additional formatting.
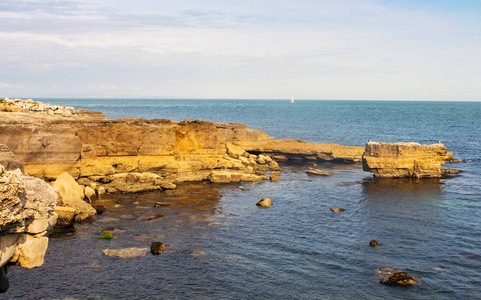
5,99,481,299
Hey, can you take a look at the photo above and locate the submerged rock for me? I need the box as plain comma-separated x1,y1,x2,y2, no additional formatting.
380,272,417,286
151,242,165,254
306,167,332,176
376,268,418,286
330,208,345,213
239,186,250,191
102,248,150,258
256,198,272,207
143,214,164,221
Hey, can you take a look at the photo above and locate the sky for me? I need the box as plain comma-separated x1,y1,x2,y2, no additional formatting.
1,0,480,100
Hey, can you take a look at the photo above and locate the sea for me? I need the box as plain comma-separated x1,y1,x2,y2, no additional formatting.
4,99,481,299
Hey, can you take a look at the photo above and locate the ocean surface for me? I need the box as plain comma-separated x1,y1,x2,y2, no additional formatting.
5,99,481,299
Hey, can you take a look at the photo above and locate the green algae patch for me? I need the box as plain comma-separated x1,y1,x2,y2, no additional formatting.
96,230,114,240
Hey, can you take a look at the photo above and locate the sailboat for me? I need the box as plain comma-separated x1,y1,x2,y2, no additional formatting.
290,96,295,104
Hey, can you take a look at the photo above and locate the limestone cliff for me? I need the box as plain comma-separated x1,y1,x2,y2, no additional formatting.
362,142,455,178
0,157,58,292
0,102,364,186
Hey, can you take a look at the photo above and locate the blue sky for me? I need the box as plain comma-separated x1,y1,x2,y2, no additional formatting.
1,0,480,100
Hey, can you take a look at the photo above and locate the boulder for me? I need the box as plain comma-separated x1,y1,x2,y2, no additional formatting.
153,179,177,190
53,172,96,220
84,186,96,202
102,248,150,258
54,206,79,227
380,271,417,286
269,171,283,182
306,167,332,176
362,142,456,178
376,268,418,286
330,208,345,213
151,242,165,254
256,198,272,207
370,240,380,247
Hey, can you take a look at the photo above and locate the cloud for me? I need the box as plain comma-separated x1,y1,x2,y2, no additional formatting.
0,0,480,100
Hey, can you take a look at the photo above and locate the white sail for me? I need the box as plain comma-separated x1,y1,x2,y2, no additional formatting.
291,97,294,103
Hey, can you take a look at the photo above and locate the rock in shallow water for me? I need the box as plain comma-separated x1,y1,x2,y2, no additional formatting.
330,208,345,213
376,268,418,286
380,272,417,286
102,248,150,258
256,198,272,207
370,240,380,247
151,242,165,254
306,167,332,176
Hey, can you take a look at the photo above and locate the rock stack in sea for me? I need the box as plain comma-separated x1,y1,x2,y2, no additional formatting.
362,142,456,178
0,148,58,293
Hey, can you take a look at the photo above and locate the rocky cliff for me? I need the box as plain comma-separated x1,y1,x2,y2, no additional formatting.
0,101,364,187
362,142,455,178
0,150,58,292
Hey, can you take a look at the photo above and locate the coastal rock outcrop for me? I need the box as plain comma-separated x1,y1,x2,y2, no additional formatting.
0,99,366,188
0,159,58,293
362,142,455,178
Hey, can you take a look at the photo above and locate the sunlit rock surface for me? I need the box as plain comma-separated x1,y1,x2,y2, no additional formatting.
362,142,455,178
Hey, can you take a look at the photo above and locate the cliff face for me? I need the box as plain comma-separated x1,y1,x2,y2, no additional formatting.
0,108,363,184
0,156,58,292
362,142,454,178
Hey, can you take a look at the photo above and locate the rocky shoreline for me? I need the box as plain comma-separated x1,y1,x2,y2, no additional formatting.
0,98,460,293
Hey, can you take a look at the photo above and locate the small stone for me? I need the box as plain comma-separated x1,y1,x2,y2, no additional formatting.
256,198,272,207
144,214,164,221
306,167,332,176
239,186,250,191
102,248,149,258
133,201,140,205
269,172,283,182
330,208,345,213
151,242,165,254
370,240,380,247
154,202,171,207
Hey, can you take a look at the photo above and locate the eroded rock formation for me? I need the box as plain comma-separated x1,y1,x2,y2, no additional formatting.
362,142,455,178
0,156,58,292
0,101,365,189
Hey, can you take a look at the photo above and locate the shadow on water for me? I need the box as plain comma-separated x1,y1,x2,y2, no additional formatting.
361,177,445,203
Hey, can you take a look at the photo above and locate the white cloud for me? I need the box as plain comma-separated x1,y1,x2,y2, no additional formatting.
0,0,480,100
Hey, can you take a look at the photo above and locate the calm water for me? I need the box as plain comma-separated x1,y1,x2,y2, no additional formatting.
5,99,481,299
